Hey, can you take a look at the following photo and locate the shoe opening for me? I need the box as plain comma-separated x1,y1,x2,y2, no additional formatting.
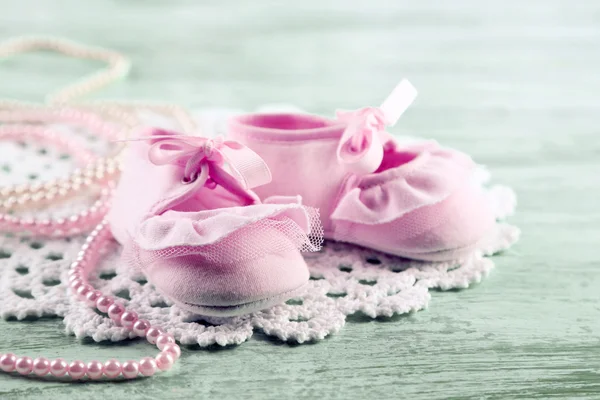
238,114,336,130
375,142,420,173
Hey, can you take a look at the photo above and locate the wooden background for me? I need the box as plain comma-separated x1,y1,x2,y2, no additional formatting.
1,0,599,398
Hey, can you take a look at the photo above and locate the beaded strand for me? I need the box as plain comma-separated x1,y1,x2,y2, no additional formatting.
0,36,198,215
0,219,181,380
0,107,125,212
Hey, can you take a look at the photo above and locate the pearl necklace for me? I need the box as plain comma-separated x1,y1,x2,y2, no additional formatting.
0,35,130,105
0,36,197,379
0,219,181,380
0,35,131,232
0,36,197,236
0,107,124,237
0,107,123,209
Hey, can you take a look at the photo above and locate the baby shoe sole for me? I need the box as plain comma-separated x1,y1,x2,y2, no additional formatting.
394,242,482,262
169,282,308,317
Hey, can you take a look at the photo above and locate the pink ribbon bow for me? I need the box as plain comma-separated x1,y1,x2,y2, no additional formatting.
336,79,418,175
145,132,272,192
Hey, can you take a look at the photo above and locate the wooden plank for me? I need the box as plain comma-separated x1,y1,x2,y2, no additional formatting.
1,0,599,398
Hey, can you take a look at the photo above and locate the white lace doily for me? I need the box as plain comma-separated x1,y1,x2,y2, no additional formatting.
0,108,520,346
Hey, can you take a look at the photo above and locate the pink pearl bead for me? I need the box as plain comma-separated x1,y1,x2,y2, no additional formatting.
120,311,138,330
132,319,151,337
0,353,16,372
146,327,164,344
76,284,93,300
68,360,87,380
32,357,51,376
50,358,68,377
155,352,174,372
96,296,114,313
85,290,102,307
20,219,34,228
122,360,139,379
15,357,33,375
104,359,122,378
70,279,84,291
69,262,80,271
107,303,125,324
156,333,176,350
86,361,104,380
162,343,181,361
68,267,82,277
138,357,157,377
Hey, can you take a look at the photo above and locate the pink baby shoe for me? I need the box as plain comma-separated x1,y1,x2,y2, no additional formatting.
227,80,495,261
108,129,322,316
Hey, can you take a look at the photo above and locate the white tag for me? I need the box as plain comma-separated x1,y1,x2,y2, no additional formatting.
379,79,418,127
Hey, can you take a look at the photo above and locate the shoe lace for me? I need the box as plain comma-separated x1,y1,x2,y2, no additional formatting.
125,131,272,193
335,79,418,175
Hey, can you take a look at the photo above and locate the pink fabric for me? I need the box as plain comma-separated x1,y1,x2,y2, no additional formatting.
332,179,493,260
334,79,418,175
108,128,321,316
227,81,495,261
335,107,386,175
123,225,310,310
228,114,349,234
135,203,311,250
146,132,272,191
331,138,476,225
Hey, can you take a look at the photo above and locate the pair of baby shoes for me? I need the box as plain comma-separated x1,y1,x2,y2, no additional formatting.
108,80,495,316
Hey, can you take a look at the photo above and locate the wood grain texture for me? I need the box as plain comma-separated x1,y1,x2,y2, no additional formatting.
1,0,599,398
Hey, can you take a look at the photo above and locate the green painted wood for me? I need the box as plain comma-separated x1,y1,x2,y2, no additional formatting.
1,0,599,398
